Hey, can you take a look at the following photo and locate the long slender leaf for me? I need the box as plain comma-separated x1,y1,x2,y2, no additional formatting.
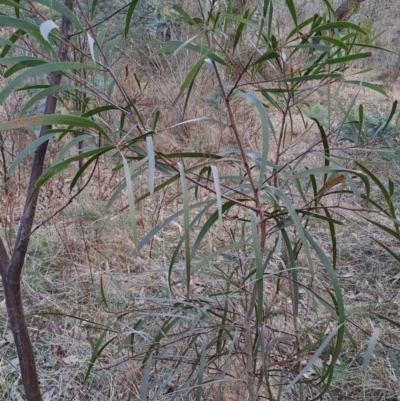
251,51,280,67
173,35,199,55
286,324,343,390
3,58,47,78
40,20,58,43
326,52,371,65
222,13,259,31
167,117,228,129
172,5,203,29
344,80,387,96
311,118,329,183
305,230,345,377
250,212,263,326
122,155,137,246
151,41,226,66
311,21,367,35
20,85,93,116
174,57,205,105
372,238,400,263
84,328,115,383
267,187,314,275
361,328,380,372
234,91,269,188
280,227,298,315
140,355,152,400
211,166,222,230
0,62,101,105
124,0,138,37
8,132,60,176
0,16,56,55
54,134,93,163
146,136,155,195
284,0,297,26
190,201,234,260
233,9,249,54
34,0,86,31
69,151,108,190
0,114,107,137
169,200,217,292
378,100,398,136
309,35,348,52
195,342,207,401
279,73,341,83
179,163,191,299
32,146,112,196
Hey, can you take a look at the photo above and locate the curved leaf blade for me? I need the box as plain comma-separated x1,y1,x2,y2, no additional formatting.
124,0,139,37
40,20,58,42
178,163,191,299
122,155,138,246
0,62,101,105
146,135,155,195
0,114,107,137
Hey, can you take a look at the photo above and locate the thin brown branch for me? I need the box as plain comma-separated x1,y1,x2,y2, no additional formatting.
70,0,137,37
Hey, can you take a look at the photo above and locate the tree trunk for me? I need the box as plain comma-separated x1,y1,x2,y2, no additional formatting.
0,1,73,399
335,0,366,22
312,0,366,44
1,254,43,400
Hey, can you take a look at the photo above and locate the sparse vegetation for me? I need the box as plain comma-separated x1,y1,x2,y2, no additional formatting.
1,1,400,401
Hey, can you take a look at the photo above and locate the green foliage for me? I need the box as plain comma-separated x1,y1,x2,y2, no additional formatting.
123,0,180,38
305,102,400,146
1,0,400,400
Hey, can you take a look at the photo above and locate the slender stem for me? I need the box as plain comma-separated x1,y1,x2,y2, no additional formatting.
156,153,259,212
73,0,141,132
198,3,267,397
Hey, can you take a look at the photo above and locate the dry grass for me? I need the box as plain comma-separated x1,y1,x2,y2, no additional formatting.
2,95,400,401
1,1,400,400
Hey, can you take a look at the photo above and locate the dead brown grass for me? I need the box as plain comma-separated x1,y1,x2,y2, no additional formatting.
1,1,400,400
